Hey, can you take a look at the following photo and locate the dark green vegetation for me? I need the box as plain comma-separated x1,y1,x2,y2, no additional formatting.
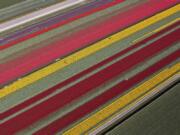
0,0,24,9
106,83,180,135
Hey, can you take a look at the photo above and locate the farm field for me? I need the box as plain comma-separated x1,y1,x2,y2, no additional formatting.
106,83,180,135
0,0,179,134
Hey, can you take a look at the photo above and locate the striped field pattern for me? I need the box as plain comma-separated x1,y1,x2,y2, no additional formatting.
0,0,179,134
